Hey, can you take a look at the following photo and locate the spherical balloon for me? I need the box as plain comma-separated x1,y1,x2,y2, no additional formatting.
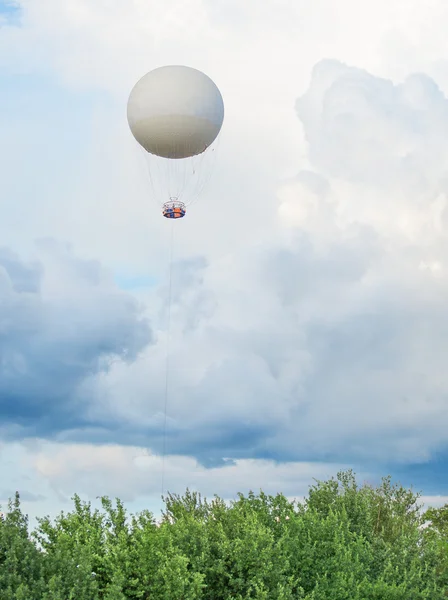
127,65,224,159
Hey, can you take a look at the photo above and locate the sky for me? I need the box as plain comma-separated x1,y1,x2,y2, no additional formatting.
1,0,448,526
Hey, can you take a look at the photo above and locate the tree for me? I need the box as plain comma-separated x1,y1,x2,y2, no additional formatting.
423,503,448,594
0,492,46,599
0,470,446,598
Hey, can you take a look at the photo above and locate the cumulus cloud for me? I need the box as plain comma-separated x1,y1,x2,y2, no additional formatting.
3,52,448,480
0,239,152,439
274,60,448,463
68,60,448,476
297,60,448,193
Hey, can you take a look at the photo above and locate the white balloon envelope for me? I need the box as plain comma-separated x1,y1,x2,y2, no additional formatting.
127,65,224,218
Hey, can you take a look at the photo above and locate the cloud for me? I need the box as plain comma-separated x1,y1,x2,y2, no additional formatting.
0,239,152,440
2,39,448,479
19,441,448,510
64,59,448,477
27,441,349,504
297,60,448,192
7,0,445,272
2,0,448,508
421,495,448,509
0,489,45,503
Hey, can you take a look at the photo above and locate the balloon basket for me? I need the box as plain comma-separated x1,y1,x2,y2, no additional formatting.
162,199,186,219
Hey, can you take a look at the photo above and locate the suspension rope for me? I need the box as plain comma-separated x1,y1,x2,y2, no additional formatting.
161,220,175,498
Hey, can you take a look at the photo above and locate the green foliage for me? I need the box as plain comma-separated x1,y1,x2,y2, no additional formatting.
0,492,46,599
423,502,448,593
0,471,446,599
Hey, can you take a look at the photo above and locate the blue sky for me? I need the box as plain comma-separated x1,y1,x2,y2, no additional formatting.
1,0,448,525
0,1,19,20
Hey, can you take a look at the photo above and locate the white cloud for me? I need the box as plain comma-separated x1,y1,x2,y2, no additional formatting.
421,495,448,509
27,441,348,508
5,0,447,268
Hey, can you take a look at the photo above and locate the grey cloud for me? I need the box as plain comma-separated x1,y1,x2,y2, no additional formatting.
89,218,446,469
159,255,217,334
0,248,42,293
87,226,386,466
259,227,379,309
0,240,152,438
0,490,46,503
